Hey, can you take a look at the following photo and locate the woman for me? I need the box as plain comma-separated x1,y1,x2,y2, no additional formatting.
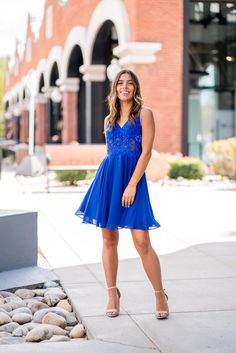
75,69,169,319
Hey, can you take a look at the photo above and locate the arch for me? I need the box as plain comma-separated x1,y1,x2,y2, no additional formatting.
86,0,130,65
38,74,45,93
67,45,83,77
45,46,63,88
49,62,59,86
36,59,47,93
61,26,86,81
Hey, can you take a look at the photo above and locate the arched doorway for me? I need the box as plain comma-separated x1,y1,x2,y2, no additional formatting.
67,45,86,143
39,73,45,93
91,20,118,143
48,62,62,143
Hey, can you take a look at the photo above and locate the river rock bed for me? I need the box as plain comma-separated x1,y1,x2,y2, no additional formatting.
0,281,86,344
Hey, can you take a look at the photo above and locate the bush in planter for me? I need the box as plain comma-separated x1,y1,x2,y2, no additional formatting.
168,158,207,180
207,137,236,179
55,170,96,185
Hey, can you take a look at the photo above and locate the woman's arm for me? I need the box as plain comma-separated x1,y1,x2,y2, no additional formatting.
121,107,155,208
103,116,108,148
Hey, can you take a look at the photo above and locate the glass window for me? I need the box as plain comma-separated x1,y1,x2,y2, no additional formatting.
188,1,236,161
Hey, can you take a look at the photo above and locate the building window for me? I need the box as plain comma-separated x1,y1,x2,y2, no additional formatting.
188,1,236,160
46,6,53,39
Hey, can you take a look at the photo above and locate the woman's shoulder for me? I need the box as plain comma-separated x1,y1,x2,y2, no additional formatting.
139,106,154,125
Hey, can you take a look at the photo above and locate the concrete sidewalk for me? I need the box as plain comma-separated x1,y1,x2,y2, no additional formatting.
0,164,236,352
2,241,236,353
54,241,236,353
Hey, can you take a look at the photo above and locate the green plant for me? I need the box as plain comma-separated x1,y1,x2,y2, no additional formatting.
55,169,96,185
207,138,236,179
168,158,207,180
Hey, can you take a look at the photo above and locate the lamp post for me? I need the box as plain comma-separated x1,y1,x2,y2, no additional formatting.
27,70,37,155
16,70,44,176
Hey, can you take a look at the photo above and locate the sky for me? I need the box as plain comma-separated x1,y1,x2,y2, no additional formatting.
0,0,45,58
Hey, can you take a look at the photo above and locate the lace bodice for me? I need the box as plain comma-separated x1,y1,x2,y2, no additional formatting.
105,115,142,157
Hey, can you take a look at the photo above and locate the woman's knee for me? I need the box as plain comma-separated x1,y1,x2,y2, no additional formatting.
102,229,119,248
132,232,151,255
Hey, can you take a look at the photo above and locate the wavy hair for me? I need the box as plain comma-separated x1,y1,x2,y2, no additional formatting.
105,69,143,130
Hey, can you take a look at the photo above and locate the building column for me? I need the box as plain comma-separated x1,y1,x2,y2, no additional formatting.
60,78,79,144
80,65,107,143
20,102,29,144
12,106,21,143
35,94,47,146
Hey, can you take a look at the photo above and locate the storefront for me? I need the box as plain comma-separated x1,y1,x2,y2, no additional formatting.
187,1,236,160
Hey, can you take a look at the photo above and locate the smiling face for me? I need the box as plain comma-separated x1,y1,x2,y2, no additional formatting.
116,73,135,102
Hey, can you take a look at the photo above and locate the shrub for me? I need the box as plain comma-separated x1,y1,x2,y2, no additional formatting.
55,169,96,185
207,137,236,179
168,158,207,180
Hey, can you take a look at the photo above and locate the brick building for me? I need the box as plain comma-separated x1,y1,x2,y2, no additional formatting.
3,0,236,164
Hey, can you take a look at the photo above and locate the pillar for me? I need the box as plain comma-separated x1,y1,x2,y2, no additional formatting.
60,78,79,144
80,65,107,143
35,94,47,146
20,104,29,144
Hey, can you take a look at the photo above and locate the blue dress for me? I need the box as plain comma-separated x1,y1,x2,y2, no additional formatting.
75,115,161,230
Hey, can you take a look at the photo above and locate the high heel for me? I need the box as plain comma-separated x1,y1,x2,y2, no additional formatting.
106,286,121,318
154,288,169,319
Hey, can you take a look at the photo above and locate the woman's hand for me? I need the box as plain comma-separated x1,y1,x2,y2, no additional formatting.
121,184,137,208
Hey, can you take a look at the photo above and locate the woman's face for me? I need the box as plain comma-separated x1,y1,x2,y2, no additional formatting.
116,73,135,102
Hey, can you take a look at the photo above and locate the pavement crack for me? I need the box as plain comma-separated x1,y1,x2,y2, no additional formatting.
96,338,159,351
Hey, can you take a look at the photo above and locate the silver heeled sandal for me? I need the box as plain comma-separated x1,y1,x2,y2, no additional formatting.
154,288,169,319
106,286,121,318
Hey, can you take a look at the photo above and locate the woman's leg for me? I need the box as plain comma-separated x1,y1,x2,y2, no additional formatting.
131,229,168,313
102,228,119,311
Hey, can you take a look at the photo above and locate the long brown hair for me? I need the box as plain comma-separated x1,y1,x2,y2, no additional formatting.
105,69,143,129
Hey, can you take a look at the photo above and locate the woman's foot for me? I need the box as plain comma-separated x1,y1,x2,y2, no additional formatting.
106,286,121,317
155,288,169,319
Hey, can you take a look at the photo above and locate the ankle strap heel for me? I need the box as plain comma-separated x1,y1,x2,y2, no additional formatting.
154,289,169,320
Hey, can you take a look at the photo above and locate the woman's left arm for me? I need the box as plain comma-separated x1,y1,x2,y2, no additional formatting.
121,108,155,208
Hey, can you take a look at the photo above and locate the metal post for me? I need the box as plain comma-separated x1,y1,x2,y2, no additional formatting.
28,95,35,156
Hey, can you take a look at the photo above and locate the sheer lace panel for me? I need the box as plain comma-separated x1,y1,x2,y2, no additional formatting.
105,116,142,157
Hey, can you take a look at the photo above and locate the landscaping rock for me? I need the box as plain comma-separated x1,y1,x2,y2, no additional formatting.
25,327,53,342
33,289,47,296
0,312,12,325
57,300,72,312
9,307,32,317
0,304,12,312
40,324,68,336
27,301,49,314
0,291,17,298
33,307,67,323
0,322,19,333
66,312,78,326
44,294,60,306
0,284,85,344
12,313,32,324
42,313,67,329
15,289,35,300
45,288,67,300
9,301,26,310
12,326,29,337
69,324,85,338
5,296,22,304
